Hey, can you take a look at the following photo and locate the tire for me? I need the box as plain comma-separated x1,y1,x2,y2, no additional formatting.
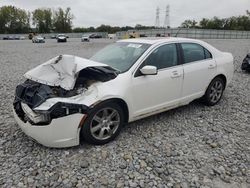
81,101,124,145
202,77,225,106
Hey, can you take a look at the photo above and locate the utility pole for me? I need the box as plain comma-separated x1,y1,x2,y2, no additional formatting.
164,5,170,28
155,7,160,28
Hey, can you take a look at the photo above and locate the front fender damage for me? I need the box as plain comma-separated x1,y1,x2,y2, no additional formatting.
13,79,92,125
13,55,119,126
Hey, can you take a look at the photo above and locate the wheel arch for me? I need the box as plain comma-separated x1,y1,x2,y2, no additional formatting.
79,98,129,144
203,74,227,97
90,98,129,123
213,74,227,88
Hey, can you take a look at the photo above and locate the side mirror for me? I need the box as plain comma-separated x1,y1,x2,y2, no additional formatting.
140,65,158,75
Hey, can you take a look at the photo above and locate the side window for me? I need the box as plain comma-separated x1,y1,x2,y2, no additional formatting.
181,43,212,64
144,43,178,69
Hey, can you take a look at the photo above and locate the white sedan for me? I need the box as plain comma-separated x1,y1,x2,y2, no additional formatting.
13,37,234,148
32,35,45,43
81,35,90,42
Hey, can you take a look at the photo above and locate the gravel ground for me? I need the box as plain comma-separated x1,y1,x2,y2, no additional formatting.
0,38,249,188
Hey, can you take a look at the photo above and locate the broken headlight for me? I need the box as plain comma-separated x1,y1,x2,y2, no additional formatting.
21,102,50,124
18,102,90,125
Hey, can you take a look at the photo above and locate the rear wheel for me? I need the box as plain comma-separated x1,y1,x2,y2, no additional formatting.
203,77,225,106
81,102,124,145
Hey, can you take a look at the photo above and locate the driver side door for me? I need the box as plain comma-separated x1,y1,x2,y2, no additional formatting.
131,43,184,119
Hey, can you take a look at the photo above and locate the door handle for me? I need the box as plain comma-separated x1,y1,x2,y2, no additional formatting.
208,64,216,69
171,71,181,78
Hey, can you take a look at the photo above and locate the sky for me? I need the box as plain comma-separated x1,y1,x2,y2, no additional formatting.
0,0,250,28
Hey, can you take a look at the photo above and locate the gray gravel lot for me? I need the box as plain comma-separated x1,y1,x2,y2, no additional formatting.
0,38,249,188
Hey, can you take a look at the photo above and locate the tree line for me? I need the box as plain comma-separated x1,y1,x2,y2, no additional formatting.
181,11,250,30
0,6,73,33
1,5,250,34
72,24,155,34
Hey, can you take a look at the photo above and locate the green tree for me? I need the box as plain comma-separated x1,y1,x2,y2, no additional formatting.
247,10,250,17
135,24,155,30
120,26,134,31
0,5,30,33
208,17,225,29
181,19,198,28
199,18,209,28
32,8,52,33
198,14,250,30
72,27,86,33
96,24,111,33
236,15,250,30
53,7,74,33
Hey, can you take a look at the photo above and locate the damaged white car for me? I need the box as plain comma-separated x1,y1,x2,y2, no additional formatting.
13,38,234,148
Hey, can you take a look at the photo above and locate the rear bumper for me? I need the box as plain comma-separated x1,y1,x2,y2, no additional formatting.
13,109,84,148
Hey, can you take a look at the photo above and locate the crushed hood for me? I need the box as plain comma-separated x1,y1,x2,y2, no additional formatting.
24,55,112,90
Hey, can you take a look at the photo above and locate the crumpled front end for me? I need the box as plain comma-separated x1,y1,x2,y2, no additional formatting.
12,80,91,147
13,79,90,125
13,55,118,147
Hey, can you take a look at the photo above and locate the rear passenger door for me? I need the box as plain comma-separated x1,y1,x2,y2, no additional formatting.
180,43,217,102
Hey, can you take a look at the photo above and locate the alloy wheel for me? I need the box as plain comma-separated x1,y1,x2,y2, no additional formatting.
209,80,223,103
90,108,120,140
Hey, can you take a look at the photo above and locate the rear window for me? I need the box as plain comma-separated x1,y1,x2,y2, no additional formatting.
181,43,212,64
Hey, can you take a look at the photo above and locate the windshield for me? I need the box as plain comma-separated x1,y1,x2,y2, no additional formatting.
90,42,151,73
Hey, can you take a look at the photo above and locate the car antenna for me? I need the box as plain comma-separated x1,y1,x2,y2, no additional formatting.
175,27,182,37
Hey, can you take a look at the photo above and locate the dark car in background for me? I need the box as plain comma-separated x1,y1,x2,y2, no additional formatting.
3,36,10,40
89,33,102,39
242,53,250,72
57,34,67,42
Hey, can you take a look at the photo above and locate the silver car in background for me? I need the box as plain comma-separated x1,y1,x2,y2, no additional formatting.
32,36,45,43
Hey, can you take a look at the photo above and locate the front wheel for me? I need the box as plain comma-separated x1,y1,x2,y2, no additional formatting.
202,77,225,106
81,102,124,145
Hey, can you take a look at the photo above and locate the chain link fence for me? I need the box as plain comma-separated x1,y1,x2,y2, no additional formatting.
116,28,250,39
1,29,250,40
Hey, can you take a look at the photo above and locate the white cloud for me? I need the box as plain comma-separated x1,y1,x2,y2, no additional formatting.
0,0,249,27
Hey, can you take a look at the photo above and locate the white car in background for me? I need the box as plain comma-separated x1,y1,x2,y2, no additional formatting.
81,35,90,42
32,35,45,43
13,37,234,148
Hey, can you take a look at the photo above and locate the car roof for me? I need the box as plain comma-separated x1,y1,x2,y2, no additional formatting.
118,37,200,45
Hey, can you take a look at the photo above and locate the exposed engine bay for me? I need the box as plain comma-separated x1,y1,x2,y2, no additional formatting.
13,55,118,125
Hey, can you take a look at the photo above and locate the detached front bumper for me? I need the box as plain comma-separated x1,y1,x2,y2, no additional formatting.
13,109,84,148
